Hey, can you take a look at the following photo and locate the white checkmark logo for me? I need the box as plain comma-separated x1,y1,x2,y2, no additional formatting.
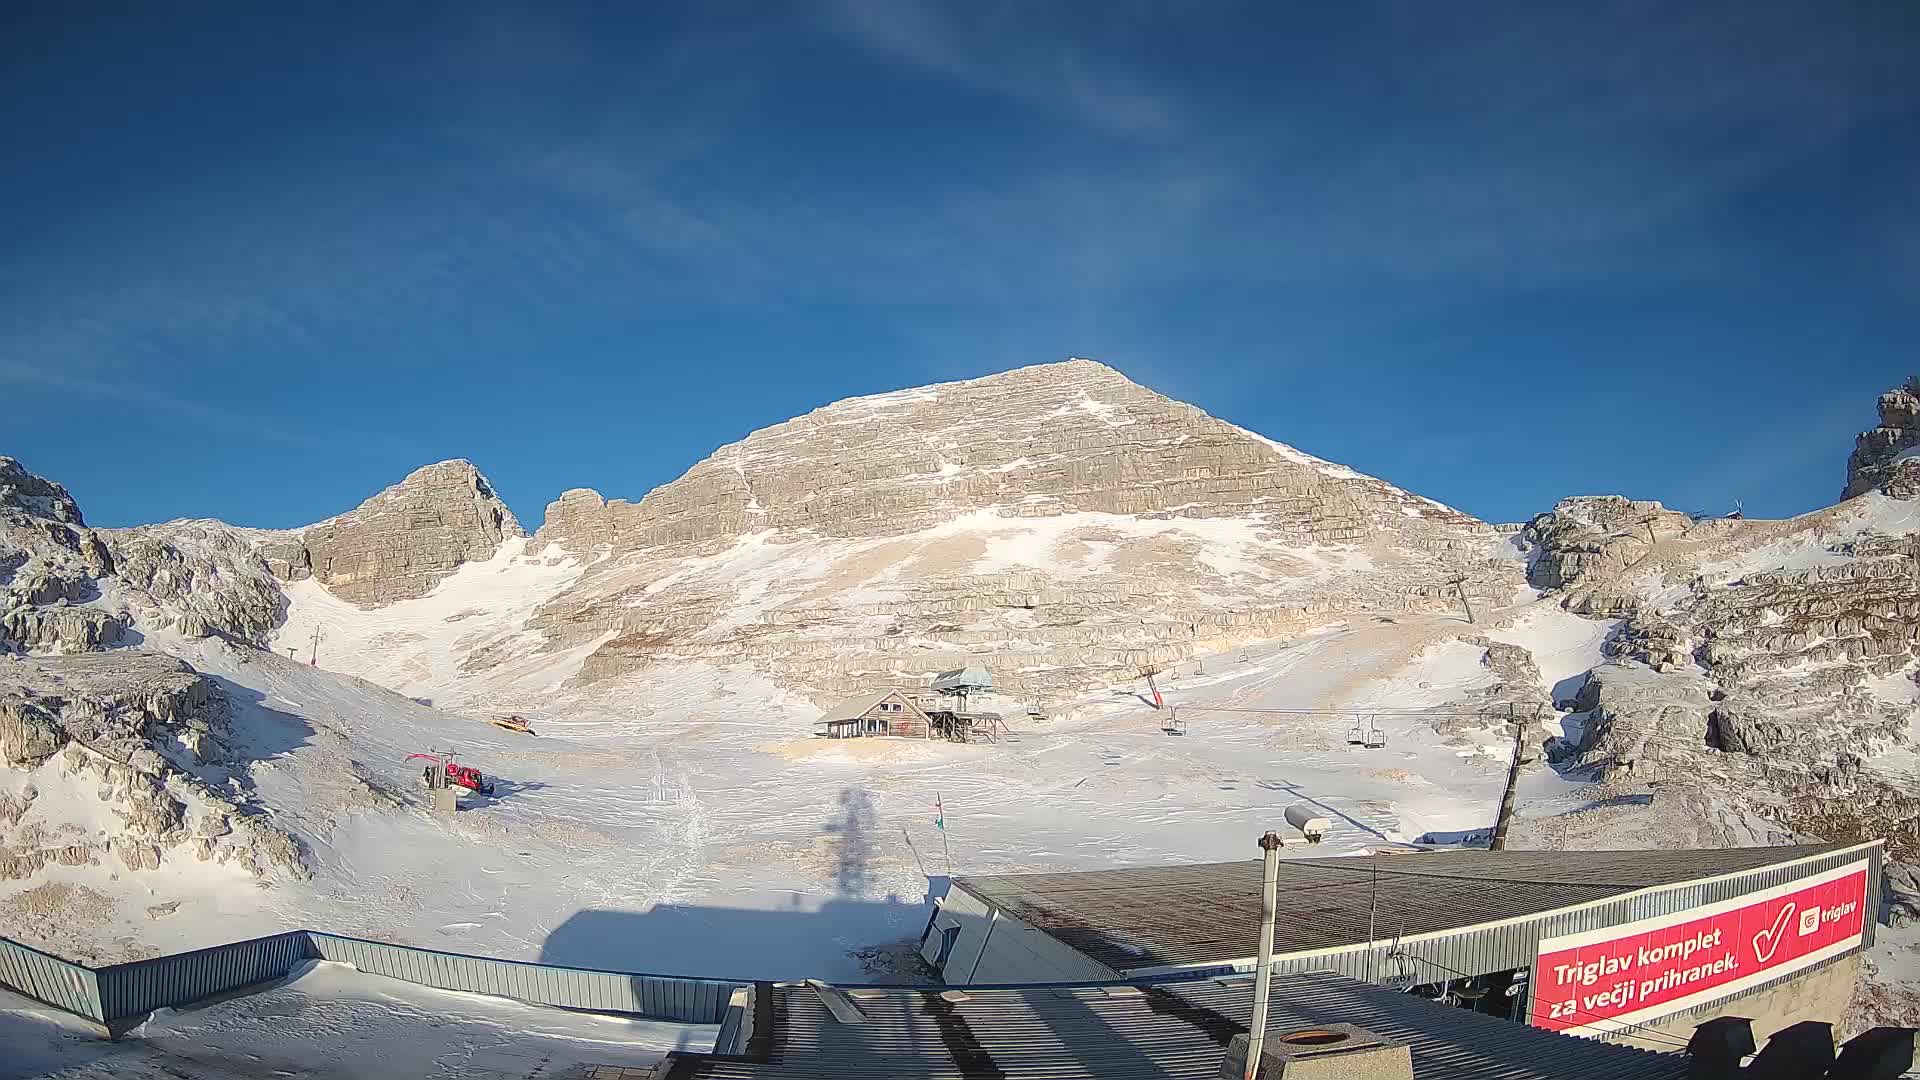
1753,903,1795,964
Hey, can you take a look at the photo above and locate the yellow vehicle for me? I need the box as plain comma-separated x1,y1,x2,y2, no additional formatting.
489,714,536,736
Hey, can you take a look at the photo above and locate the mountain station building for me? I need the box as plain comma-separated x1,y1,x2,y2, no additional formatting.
920,841,1883,1051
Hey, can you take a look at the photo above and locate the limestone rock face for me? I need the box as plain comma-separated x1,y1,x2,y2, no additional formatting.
2,652,211,766
1,456,123,654
2,457,284,651
536,360,1484,554
0,698,64,767
518,360,1519,702
1537,492,1920,856
286,460,522,607
0,652,309,881
1522,496,1696,608
0,606,125,653
1844,378,1920,500
0,457,85,526
103,521,286,646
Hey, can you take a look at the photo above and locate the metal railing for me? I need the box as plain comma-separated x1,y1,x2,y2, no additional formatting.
0,928,745,1032
306,932,742,1023
94,931,313,1023
0,935,101,1020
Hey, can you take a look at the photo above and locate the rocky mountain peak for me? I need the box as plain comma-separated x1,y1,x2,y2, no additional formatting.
0,456,86,527
261,458,523,608
535,358,1483,557
514,360,1515,703
1844,377,1920,500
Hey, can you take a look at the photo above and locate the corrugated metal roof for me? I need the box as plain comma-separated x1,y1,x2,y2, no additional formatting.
661,971,1688,1079
953,844,1851,971
930,665,993,692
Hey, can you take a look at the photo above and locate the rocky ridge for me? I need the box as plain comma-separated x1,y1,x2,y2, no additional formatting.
1519,387,1920,861
1,652,306,883
512,360,1523,703
13,366,1919,871
261,459,521,607
1,458,308,902
1845,377,1920,500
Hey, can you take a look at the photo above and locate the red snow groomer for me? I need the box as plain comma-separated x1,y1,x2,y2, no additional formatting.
407,752,497,796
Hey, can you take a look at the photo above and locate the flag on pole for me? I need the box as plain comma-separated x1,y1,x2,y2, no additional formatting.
933,794,946,830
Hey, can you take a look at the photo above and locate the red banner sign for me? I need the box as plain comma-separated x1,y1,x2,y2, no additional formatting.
1532,859,1868,1035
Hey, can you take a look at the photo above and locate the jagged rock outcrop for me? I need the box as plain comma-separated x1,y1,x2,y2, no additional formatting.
1,456,124,654
104,521,285,645
0,697,63,766
537,360,1485,554
0,606,124,653
1,652,308,881
1886,862,1920,928
270,460,521,606
0,456,310,891
1529,383,1920,861
516,360,1521,702
1522,496,1695,612
3,652,211,765
0,456,86,526
1844,377,1920,499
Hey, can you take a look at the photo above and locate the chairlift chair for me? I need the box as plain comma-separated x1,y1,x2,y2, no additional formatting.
1345,716,1388,749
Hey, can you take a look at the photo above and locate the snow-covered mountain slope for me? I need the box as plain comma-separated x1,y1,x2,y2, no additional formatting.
172,606,1602,981
1510,466,1920,862
0,388,1565,984
4,364,1919,1016
301,359,1524,710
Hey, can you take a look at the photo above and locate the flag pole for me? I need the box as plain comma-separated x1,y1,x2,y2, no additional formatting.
937,792,952,875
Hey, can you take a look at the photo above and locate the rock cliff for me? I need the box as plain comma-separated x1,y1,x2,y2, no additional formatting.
2,455,125,654
265,459,521,607
536,360,1483,553
519,360,1521,703
0,457,307,896
1844,377,1920,500
1,652,307,884
1521,380,1920,860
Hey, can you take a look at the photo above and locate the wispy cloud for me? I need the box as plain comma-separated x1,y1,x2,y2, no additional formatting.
824,0,1177,137
5,2,1915,393
0,362,398,454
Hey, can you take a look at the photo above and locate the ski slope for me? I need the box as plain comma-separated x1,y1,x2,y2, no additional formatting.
26,594,1608,985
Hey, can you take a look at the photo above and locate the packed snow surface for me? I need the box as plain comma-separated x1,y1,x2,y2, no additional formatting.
6,599,1612,986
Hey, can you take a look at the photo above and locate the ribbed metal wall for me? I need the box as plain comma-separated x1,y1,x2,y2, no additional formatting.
8,929,746,1030
0,845,1882,1038
0,935,102,1021
306,932,743,1023
94,930,312,1022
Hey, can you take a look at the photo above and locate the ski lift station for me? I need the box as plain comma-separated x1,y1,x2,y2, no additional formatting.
811,665,1014,743
919,841,1885,1053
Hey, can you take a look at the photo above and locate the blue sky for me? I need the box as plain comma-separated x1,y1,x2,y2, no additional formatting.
2,2,1916,529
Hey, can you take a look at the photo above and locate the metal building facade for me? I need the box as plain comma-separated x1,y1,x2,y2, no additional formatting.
935,841,1884,1039
0,935,101,1021
0,928,746,1031
306,932,742,1022
95,930,311,1023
